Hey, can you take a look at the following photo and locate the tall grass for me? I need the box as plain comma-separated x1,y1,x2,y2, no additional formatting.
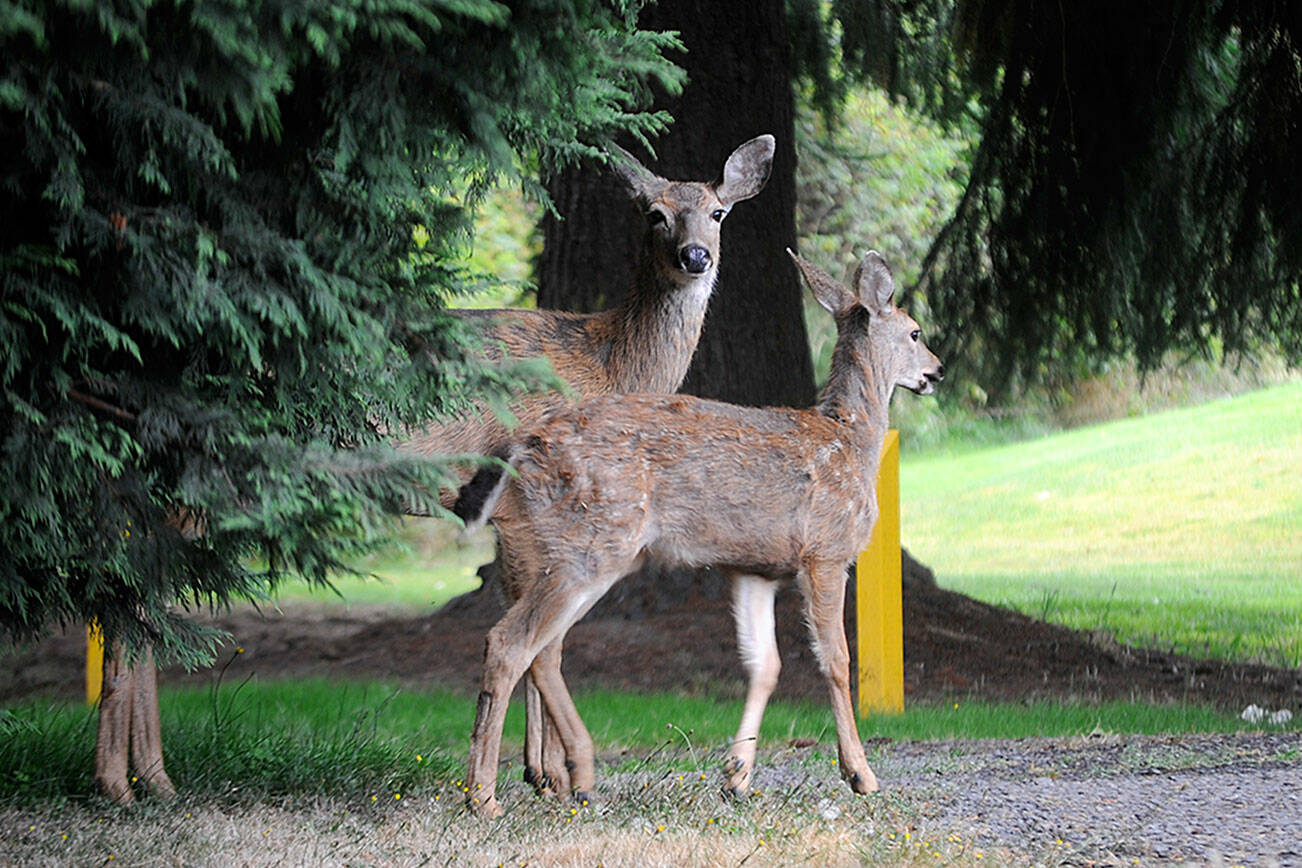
902,382,1302,665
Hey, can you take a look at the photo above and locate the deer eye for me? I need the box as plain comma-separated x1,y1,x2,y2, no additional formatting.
910,330,920,342
710,208,727,222
646,209,667,227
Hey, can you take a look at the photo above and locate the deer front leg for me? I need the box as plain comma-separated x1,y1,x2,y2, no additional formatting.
802,563,878,795
723,573,781,797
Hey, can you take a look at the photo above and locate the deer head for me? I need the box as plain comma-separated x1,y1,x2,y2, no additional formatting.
791,249,945,404
611,135,774,282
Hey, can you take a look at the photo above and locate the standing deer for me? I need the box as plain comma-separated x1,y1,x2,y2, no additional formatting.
404,135,775,797
457,248,943,817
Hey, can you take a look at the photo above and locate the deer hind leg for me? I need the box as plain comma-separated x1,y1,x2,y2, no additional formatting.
723,572,781,797
466,561,623,817
529,639,596,802
800,562,878,795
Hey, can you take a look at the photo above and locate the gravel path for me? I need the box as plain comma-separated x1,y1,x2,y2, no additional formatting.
832,731,1302,866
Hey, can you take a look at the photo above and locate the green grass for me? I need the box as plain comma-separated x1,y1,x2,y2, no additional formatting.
901,381,1302,666
0,680,1267,803
268,521,493,611
1,683,1283,866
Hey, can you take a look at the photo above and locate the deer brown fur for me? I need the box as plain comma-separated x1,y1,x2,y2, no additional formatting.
458,249,944,817
403,136,775,798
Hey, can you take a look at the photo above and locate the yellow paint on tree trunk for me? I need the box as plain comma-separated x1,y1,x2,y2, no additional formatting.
857,429,904,715
87,621,103,705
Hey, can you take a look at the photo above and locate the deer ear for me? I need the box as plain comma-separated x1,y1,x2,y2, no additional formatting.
609,143,668,201
788,248,855,315
853,251,895,314
716,134,775,206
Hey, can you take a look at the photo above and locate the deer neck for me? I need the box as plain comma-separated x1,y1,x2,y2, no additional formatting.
817,319,892,448
603,248,716,394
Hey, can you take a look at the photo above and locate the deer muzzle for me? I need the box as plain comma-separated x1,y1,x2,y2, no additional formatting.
679,244,712,274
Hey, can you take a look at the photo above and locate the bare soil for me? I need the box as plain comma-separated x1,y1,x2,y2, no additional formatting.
5,554,1301,713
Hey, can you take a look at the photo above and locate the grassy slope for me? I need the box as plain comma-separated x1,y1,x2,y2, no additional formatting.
901,381,1302,665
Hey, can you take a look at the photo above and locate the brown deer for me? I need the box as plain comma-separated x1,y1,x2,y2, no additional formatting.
404,135,775,796
457,248,944,817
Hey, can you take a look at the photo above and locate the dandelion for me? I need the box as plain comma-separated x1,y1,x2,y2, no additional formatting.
394,793,402,800
371,795,377,802
416,754,423,763
656,824,665,833
236,647,244,654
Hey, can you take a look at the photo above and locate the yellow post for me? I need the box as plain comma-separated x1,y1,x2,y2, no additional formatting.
86,621,104,705
856,429,904,716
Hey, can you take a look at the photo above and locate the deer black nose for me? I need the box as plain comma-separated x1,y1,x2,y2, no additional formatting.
928,365,946,382
679,244,711,274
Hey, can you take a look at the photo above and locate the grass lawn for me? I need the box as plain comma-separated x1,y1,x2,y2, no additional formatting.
901,381,1302,666
268,521,494,612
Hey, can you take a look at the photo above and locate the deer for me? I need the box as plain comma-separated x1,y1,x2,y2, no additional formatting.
402,135,775,798
456,248,944,817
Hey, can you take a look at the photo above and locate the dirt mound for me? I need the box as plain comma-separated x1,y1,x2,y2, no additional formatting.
4,554,1300,712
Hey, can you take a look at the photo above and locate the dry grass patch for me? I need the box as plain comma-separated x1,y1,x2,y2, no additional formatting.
1,756,1011,867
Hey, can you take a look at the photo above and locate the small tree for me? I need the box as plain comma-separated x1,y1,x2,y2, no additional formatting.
0,0,678,798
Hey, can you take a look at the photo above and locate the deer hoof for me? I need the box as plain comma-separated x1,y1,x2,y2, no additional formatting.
571,789,593,808
525,766,560,797
722,783,750,802
845,768,879,795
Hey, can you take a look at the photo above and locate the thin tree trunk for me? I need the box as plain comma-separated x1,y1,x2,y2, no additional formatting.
94,644,175,802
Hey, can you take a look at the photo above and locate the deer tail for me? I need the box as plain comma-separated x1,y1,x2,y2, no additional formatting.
453,449,515,534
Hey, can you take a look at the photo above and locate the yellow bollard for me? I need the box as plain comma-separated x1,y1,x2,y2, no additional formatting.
856,429,904,715
86,621,104,705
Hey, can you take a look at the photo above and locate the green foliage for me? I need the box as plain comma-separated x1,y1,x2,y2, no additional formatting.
794,86,968,387
876,0,1302,396
0,0,681,664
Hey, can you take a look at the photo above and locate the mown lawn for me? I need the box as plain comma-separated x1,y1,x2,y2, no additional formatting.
901,381,1302,665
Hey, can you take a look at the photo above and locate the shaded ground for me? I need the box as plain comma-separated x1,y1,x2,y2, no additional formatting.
5,555,1300,713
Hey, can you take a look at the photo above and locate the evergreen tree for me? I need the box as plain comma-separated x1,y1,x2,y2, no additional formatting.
0,1,678,666
858,0,1302,394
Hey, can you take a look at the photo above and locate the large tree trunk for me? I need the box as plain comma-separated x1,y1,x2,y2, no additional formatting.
538,0,814,408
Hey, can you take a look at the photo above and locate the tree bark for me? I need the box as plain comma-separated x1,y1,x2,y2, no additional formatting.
94,644,176,803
